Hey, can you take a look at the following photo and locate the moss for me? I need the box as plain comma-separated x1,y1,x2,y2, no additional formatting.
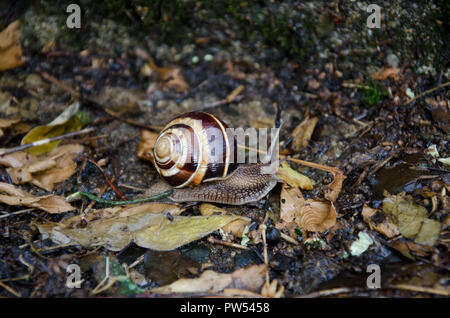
361,81,388,106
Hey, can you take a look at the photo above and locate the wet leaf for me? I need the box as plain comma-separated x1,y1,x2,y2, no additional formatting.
276,162,313,190
0,20,24,71
0,144,84,191
383,191,441,246
149,264,268,295
278,184,336,233
288,114,319,151
137,129,159,163
370,66,400,81
350,232,373,256
199,203,251,238
36,203,246,251
387,239,433,259
324,170,345,203
362,204,400,239
148,58,189,93
0,182,74,213
21,102,85,155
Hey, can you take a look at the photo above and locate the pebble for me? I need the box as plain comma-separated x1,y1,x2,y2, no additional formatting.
386,53,399,68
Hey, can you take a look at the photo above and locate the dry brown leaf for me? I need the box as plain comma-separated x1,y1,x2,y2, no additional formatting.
0,20,24,71
149,58,189,93
150,264,268,295
137,129,159,163
199,203,251,238
362,204,400,239
324,170,345,203
0,144,84,191
387,238,433,259
278,184,336,233
276,162,313,190
296,199,337,232
370,66,400,81
289,114,319,151
0,182,74,213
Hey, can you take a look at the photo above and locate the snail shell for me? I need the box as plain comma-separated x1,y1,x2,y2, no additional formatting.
153,111,238,188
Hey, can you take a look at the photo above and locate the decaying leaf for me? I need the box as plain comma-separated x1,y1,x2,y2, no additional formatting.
0,144,84,191
288,113,319,151
370,66,400,81
324,170,345,203
137,129,159,163
199,203,251,238
278,184,336,234
386,238,433,259
150,264,268,295
0,182,74,213
383,191,441,246
350,232,373,256
276,162,313,190
94,86,142,115
36,202,247,251
21,102,86,155
0,20,25,71
362,204,400,239
148,58,189,93
0,118,30,138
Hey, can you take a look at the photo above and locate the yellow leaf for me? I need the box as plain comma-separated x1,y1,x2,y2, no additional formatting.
21,102,83,155
276,162,313,190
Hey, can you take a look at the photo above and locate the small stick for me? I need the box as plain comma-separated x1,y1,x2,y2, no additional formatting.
0,127,95,156
0,208,35,219
86,158,127,201
66,189,173,206
405,81,450,105
280,232,299,245
207,236,249,250
0,281,21,297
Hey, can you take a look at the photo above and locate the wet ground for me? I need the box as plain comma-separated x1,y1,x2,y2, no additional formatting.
0,1,449,297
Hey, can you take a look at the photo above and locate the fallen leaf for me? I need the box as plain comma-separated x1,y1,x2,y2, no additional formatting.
0,144,84,191
21,102,86,155
199,203,251,238
350,232,373,256
36,203,247,251
0,20,24,71
383,191,441,246
296,199,337,232
370,66,400,81
0,182,74,213
149,264,268,295
278,184,336,233
137,129,159,163
362,204,400,239
324,170,345,203
276,162,313,190
386,238,433,259
94,86,142,115
148,57,189,93
289,114,319,151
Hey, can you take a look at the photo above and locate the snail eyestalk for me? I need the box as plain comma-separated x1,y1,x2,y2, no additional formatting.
66,189,174,206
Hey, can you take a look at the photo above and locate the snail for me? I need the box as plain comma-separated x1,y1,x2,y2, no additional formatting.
150,111,280,205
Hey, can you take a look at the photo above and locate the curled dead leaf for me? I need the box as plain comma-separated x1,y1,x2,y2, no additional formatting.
148,57,189,93
0,20,24,71
137,129,159,163
149,264,268,295
0,182,74,213
288,114,319,152
296,199,337,232
0,144,84,191
362,204,400,239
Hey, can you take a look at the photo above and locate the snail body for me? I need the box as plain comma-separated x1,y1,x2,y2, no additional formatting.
152,111,278,205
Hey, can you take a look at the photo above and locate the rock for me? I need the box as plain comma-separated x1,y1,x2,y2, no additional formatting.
386,53,400,68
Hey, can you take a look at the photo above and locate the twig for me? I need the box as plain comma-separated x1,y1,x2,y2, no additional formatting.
207,236,249,250
279,232,299,245
66,189,173,206
0,281,21,297
199,95,244,110
86,158,127,201
297,287,358,298
391,283,450,296
0,208,35,219
405,81,450,105
0,127,95,156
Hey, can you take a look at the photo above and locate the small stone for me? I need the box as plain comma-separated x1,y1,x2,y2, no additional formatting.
191,56,199,64
386,53,399,68
204,54,214,62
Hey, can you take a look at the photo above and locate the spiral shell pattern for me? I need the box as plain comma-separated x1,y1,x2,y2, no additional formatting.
153,111,237,188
